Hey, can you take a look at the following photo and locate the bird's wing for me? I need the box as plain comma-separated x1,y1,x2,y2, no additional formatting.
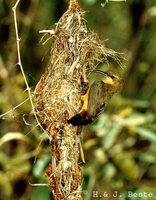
87,81,107,119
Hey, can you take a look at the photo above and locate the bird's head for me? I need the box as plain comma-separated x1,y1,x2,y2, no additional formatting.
93,69,123,92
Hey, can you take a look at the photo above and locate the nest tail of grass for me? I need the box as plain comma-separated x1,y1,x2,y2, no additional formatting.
34,0,122,199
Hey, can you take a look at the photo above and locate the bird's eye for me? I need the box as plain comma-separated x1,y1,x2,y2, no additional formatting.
110,75,115,79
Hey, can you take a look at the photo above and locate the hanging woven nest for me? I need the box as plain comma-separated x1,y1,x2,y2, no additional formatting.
33,0,122,199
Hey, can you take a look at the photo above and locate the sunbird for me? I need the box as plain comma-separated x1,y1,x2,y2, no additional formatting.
68,70,123,126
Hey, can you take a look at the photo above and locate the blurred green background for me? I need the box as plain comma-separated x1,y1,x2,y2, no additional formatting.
0,0,156,199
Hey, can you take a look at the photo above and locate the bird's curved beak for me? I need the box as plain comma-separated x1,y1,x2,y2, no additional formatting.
93,69,108,76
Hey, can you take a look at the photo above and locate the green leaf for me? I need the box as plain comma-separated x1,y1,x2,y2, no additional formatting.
33,155,51,178
102,122,122,150
139,152,156,164
112,152,139,181
114,112,154,126
0,132,31,147
136,127,156,143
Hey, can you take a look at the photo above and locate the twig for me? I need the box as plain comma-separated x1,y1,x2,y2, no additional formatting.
12,0,50,139
39,30,55,34
0,97,29,119
29,182,49,187
101,0,126,8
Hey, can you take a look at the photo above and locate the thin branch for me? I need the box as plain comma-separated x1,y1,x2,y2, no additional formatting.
12,0,50,139
39,30,55,34
29,182,49,187
0,97,29,119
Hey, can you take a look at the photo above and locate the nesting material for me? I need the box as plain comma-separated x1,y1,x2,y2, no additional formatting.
34,0,121,199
